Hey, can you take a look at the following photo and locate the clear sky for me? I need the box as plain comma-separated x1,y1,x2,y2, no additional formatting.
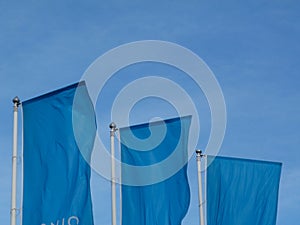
1,0,299,225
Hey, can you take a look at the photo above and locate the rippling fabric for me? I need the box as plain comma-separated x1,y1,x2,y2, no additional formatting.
22,82,95,225
207,156,282,225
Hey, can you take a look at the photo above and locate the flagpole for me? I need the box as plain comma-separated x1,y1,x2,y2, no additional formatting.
110,122,117,225
196,150,205,225
11,97,20,225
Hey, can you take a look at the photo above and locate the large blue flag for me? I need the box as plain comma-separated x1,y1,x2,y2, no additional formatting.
22,82,95,225
207,156,282,225
120,116,191,225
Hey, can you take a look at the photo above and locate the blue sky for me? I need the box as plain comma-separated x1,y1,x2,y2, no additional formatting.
0,0,299,224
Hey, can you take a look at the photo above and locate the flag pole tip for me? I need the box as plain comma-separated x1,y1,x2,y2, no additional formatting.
196,149,202,155
109,122,117,130
12,96,20,105
196,149,204,157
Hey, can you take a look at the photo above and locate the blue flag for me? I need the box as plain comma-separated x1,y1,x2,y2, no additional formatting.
120,116,191,225
207,156,282,225
22,82,95,225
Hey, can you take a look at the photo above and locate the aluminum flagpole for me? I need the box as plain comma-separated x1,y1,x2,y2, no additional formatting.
196,150,205,225
110,122,117,225
10,97,20,225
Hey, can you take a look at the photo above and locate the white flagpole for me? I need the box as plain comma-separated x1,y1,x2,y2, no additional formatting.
110,122,117,225
196,150,205,225
11,97,20,225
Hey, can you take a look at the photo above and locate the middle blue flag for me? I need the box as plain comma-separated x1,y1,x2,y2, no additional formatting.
120,116,191,225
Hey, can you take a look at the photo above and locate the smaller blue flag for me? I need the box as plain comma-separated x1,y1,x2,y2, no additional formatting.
207,156,282,225
120,116,191,225
22,82,95,225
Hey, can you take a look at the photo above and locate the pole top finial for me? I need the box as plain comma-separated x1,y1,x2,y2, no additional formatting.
196,149,202,155
109,122,117,130
196,149,204,157
12,96,20,106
